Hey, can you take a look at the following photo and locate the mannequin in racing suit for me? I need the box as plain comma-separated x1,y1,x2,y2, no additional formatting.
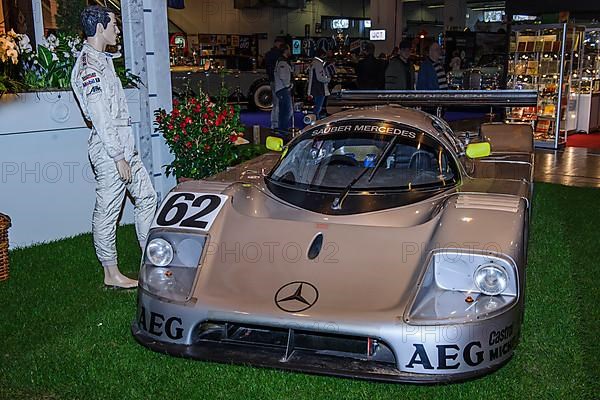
71,6,157,289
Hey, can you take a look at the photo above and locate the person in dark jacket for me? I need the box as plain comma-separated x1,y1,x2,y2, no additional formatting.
264,37,284,129
356,42,386,90
416,42,448,90
274,45,294,134
385,39,415,90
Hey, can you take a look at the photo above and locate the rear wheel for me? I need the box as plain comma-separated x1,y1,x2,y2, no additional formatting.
249,80,273,111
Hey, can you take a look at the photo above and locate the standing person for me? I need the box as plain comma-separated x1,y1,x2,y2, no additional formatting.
307,48,331,119
385,39,415,90
449,50,462,72
324,49,337,85
265,37,284,130
322,49,337,117
274,44,294,135
416,42,448,90
71,5,157,289
356,42,386,90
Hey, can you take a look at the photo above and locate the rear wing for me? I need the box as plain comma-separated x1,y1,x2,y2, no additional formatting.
327,90,538,114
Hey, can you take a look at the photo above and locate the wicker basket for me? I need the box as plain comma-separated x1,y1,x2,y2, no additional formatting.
0,213,10,282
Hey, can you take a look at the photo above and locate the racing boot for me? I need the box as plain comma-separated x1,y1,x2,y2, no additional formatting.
103,265,138,289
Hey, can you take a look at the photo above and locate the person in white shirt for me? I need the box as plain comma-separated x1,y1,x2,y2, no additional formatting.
306,48,331,119
449,50,462,72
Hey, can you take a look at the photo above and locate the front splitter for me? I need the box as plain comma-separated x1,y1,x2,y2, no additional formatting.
131,323,510,384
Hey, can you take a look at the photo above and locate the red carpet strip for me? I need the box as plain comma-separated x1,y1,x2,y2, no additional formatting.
567,133,600,149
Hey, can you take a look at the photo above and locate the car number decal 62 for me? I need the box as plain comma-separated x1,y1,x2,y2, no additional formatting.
152,192,228,231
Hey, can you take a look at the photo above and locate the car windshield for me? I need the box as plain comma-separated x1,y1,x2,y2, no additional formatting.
270,121,459,191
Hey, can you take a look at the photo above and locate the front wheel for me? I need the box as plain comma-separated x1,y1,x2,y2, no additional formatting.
249,81,273,111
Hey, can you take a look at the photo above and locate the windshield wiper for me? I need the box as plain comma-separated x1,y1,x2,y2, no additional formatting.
331,135,399,211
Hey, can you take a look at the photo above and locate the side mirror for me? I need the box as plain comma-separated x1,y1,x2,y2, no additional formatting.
266,136,284,152
466,142,491,159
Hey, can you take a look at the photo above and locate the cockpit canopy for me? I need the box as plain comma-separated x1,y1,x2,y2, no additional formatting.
266,119,461,214
270,119,459,191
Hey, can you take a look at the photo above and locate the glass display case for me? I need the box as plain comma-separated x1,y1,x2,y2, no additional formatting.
573,27,600,133
507,23,584,149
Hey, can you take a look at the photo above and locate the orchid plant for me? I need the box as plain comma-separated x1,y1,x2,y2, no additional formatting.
0,30,25,95
0,29,20,64
1,31,140,94
20,32,82,89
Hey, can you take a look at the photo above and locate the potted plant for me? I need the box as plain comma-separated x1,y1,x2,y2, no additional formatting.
154,93,247,181
0,30,27,97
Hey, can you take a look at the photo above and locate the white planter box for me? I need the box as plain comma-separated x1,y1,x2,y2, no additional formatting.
0,89,141,248
0,89,141,135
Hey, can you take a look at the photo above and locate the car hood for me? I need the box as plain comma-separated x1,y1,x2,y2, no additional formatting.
175,180,446,322
172,156,528,323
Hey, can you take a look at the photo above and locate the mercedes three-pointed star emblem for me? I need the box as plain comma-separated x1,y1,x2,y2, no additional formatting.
274,281,319,313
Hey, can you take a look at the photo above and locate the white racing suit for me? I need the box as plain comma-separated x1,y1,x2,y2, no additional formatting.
71,43,157,268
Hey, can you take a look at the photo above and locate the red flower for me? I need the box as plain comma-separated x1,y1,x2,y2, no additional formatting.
202,127,208,133
180,121,187,129
173,99,179,106
215,118,222,127
172,108,180,118
202,113,208,119
167,124,174,130
204,144,211,151
229,134,238,143
194,105,202,113
182,127,187,135
185,141,192,149
185,116,193,124
173,134,180,142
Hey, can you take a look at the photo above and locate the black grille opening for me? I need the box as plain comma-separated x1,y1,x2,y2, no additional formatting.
192,321,396,364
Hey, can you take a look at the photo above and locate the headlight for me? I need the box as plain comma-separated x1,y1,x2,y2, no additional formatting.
146,238,174,266
474,263,508,295
140,231,207,302
406,250,518,325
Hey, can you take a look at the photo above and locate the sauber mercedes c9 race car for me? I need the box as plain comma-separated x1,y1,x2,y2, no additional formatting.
132,91,535,383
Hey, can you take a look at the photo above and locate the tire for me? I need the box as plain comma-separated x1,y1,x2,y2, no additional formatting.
249,80,273,111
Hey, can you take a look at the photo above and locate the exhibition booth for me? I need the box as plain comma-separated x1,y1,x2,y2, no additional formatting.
1,0,599,249
0,0,599,398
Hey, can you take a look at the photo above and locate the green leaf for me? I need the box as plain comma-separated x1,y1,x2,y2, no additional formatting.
37,45,53,70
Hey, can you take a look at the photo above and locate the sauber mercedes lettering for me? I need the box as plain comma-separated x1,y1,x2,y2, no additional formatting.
132,104,534,383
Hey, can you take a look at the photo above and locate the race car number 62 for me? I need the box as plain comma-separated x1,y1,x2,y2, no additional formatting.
152,192,228,231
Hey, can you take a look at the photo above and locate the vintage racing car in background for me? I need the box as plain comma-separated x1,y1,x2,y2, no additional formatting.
171,55,357,112
132,90,536,383
171,55,273,111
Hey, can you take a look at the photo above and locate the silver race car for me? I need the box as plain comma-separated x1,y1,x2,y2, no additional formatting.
132,91,535,383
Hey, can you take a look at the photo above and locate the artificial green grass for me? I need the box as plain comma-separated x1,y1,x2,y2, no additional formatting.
0,183,598,400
